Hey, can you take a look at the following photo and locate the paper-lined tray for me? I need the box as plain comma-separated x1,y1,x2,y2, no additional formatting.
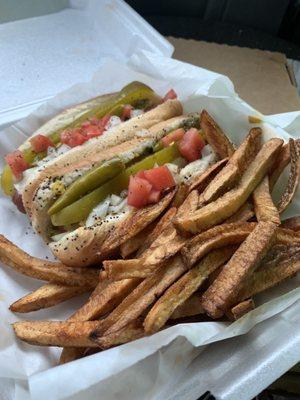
0,50,299,400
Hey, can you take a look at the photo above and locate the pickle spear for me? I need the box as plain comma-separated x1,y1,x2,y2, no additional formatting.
51,144,181,227
1,82,161,196
48,159,125,215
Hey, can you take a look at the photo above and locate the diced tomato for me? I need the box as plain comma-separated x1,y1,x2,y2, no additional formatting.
163,89,177,101
60,128,87,148
144,166,175,191
82,124,102,139
99,114,111,129
30,134,54,153
178,128,205,162
161,128,185,147
135,170,147,179
5,150,29,180
121,104,133,120
148,189,161,204
127,176,152,208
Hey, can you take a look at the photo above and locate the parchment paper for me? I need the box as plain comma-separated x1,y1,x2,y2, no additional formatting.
0,51,299,400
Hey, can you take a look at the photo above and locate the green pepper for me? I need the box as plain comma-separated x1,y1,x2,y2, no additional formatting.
1,81,161,196
48,158,125,215
51,144,180,226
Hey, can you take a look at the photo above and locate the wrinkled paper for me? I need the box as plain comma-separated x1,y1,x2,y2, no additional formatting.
0,51,299,400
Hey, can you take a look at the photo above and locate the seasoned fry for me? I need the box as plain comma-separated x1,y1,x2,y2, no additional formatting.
59,348,87,364
253,176,280,224
202,222,277,318
104,260,144,280
10,284,90,313
174,138,283,234
13,320,101,347
170,293,204,319
120,223,155,258
188,158,228,193
200,110,235,158
236,249,300,301
281,216,300,231
277,227,300,244
92,320,145,349
171,183,189,207
0,235,99,287
229,299,255,320
91,255,187,340
182,222,256,267
224,202,254,223
144,247,235,333
100,190,176,255
199,128,262,205
269,142,290,189
277,139,300,213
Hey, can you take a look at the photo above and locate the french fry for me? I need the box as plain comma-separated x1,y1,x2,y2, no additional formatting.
236,249,300,301
144,247,235,333
59,348,87,364
10,284,90,313
170,293,204,319
120,223,155,258
174,138,283,234
202,222,277,318
171,183,189,207
224,202,254,223
199,128,262,205
229,298,255,320
92,320,145,349
182,222,256,267
0,235,99,287
103,260,145,280
13,320,101,347
281,216,300,231
200,110,235,158
277,227,300,244
91,255,187,340
253,176,280,224
59,279,139,363
269,142,290,189
277,139,300,213
100,190,176,255
188,158,228,193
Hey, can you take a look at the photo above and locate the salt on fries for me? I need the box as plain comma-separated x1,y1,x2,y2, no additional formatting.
1,110,298,363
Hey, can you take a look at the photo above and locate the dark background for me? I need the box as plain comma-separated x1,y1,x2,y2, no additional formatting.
126,0,300,60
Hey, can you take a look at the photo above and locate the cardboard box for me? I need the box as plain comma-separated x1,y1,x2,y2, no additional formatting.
168,37,300,115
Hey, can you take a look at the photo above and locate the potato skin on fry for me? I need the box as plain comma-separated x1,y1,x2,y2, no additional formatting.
253,176,280,225
202,222,277,318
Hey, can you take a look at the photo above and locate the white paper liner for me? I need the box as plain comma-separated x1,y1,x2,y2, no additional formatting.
0,51,299,400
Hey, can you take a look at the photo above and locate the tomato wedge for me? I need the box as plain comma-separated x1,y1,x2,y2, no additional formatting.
5,150,29,180
144,166,175,191
161,128,185,147
178,128,205,162
127,176,152,208
30,134,54,153
163,89,177,101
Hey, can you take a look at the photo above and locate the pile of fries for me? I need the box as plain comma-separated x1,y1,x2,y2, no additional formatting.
2,111,300,364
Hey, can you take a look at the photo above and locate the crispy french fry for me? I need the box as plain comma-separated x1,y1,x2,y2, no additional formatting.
281,216,300,231
144,247,235,333
277,139,300,213
104,260,145,280
10,284,90,313
171,184,189,207
100,191,176,255
277,227,300,244
269,142,290,189
0,235,99,287
199,128,262,205
13,320,101,347
91,255,187,339
202,222,277,318
224,202,254,223
253,176,280,224
229,299,255,320
170,293,204,319
59,279,139,363
182,222,256,267
188,158,228,193
59,347,87,364
174,138,283,234
120,223,155,258
200,110,235,158
92,320,145,349
236,249,300,301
